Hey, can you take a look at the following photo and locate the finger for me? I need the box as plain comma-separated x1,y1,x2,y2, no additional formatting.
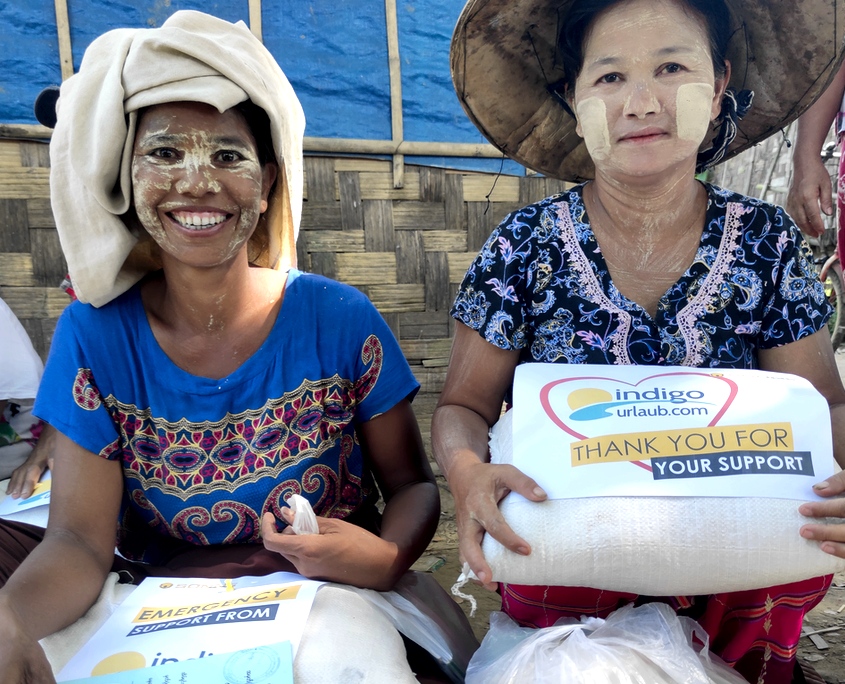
260,512,281,541
497,464,547,502
479,506,532,558
818,180,834,216
819,541,845,558
20,468,41,500
458,533,496,591
810,470,845,497
805,210,826,238
260,512,301,554
799,496,845,519
794,208,818,238
279,507,294,525
800,523,845,558
6,473,20,498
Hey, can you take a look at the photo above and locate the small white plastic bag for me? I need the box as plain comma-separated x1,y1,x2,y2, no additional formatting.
466,603,746,684
286,493,320,535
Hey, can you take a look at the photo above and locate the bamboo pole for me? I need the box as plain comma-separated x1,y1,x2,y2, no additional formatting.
248,0,263,41
54,0,74,80
303,136,504,158
760,123,792,200
0,124,55,140
384,0,404,188
0,124,506,159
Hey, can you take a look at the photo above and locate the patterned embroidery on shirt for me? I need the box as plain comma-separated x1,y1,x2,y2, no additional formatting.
99,438,121,459
452,183,830,369
352,334,382,403
100,335,383,547
73,368,102,410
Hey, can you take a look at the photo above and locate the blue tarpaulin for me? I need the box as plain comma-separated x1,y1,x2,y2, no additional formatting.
0,1,525,174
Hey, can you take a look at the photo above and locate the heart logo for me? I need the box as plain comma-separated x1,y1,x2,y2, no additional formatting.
538,371,739,471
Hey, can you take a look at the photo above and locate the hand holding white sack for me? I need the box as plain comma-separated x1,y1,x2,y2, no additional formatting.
482,409,845,595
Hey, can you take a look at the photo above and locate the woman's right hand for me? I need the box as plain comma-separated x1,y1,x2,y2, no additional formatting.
786,154,834,239
799,470,845,557
6,425,54,500
0,606,56,684
449,459,546,591
431,323,544,590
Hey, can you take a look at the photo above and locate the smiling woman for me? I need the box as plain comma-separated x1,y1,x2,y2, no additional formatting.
131,103,277,273
0,10,464,684
435,0,845,681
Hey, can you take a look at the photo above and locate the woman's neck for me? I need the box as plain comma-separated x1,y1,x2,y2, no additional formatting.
584,172,708,317
140,257,288,379
587,172,704,249
146,255,285,335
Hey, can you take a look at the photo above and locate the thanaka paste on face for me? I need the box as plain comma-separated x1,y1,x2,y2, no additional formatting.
676,82,715,142
131,104,270,267
576,97,612,161
573,0,718,177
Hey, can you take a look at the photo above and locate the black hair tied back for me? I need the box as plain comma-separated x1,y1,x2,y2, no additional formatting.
696,88,754,172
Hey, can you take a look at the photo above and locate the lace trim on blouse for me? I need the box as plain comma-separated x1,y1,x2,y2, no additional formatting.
557,199,745,367
556,201,633,365
675,201,745,366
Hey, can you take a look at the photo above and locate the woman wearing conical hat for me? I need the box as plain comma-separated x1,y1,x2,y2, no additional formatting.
434,0,845,680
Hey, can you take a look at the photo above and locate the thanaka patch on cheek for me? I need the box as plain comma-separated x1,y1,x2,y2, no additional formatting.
676,83,715,143
576,97,611,161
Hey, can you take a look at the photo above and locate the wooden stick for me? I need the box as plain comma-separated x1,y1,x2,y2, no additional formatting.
802,625,841,637
304,136,504,158
384,0,404,188
54,0,74,80
248,0,263,41
0,124,506,160
0,124,55,140
801,625,832,650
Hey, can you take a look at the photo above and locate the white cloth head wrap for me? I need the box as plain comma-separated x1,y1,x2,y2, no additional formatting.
49,10,305,306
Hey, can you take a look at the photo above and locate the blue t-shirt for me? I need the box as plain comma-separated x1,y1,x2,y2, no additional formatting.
35,269,419,562
452,183,830,368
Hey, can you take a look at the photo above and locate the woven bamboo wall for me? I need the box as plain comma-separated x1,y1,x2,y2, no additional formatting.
0,138,568,450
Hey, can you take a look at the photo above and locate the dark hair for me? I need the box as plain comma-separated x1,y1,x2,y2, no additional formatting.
233,100,278,265
234,100,277,168
557,0,731,99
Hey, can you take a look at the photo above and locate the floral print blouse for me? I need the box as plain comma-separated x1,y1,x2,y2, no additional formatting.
452,183,830,368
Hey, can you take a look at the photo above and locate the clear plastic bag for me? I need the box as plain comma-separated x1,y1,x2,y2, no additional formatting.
286,493,319,535
466,603,747,684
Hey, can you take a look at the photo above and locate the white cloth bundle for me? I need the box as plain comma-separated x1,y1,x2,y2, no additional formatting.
0,297,43,401
484,410,845,595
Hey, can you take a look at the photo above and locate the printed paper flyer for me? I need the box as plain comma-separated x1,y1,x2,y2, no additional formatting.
512,364,834,500
58,572,321,681
0,471,51,525
65,642,293,684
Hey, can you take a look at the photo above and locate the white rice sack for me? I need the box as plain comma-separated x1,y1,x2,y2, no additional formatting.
484,410,845,595
295,585,417,683
46,581,418,683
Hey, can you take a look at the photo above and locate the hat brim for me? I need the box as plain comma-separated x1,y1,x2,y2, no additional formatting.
451,0,845,181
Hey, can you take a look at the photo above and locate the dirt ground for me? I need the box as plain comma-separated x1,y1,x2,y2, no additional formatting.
414,473,845,683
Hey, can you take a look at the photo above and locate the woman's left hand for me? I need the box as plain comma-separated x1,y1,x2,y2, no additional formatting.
799,471,845,558
260,511,399,591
